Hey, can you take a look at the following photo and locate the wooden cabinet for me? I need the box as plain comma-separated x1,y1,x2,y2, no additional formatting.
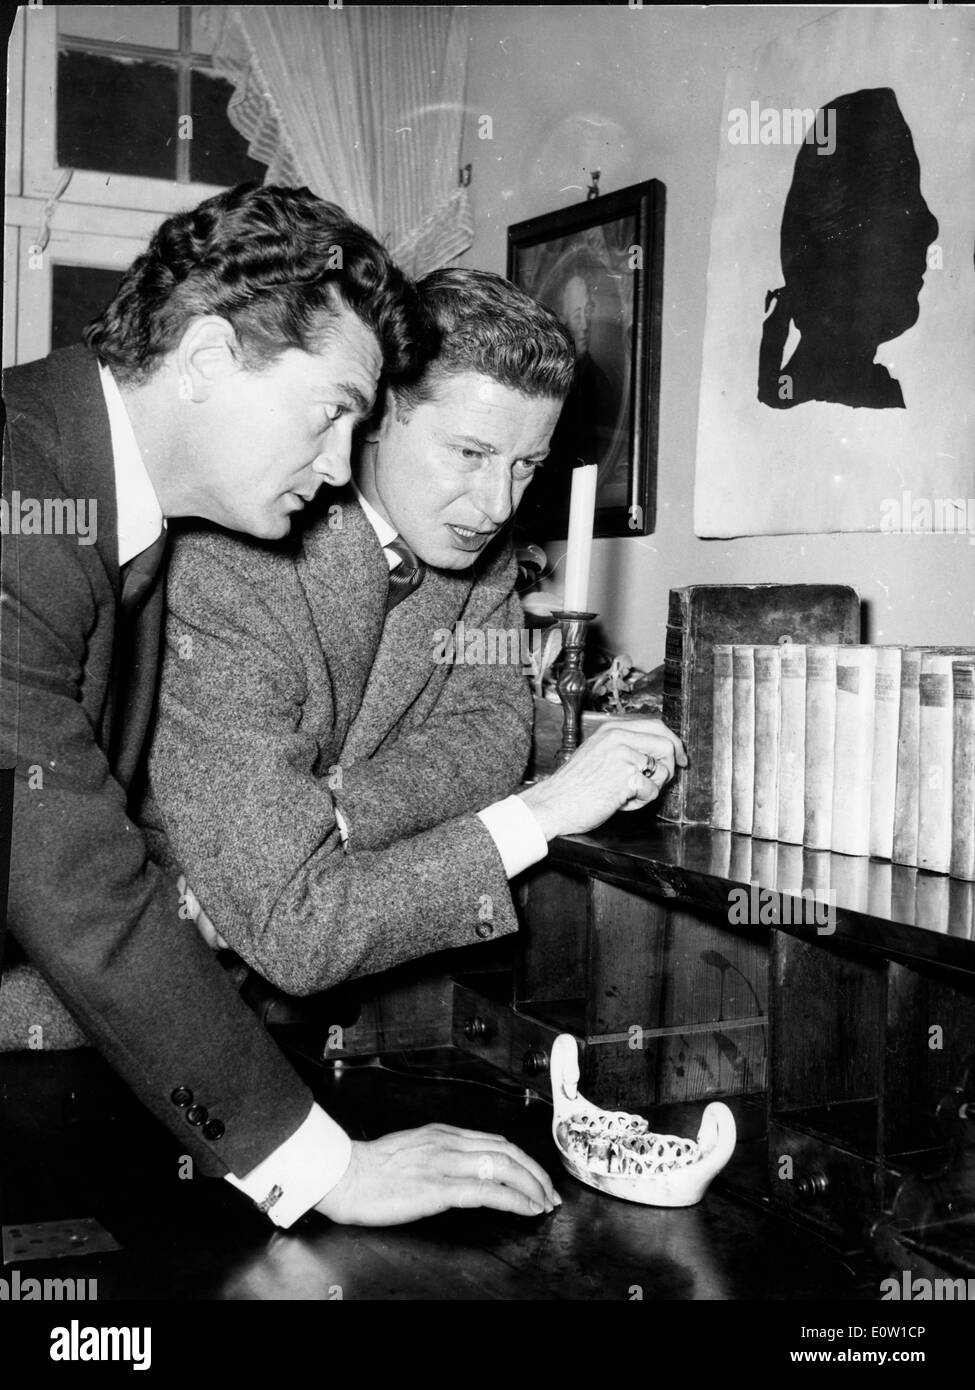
497,817,975,1270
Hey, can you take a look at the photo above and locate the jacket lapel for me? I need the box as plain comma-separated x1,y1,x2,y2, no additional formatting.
341,562,473,764
298,489,476,766
48,345,122,597
296,490,388,755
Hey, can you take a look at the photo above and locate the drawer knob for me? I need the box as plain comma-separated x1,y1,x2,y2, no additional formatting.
522,1045,549,1076
795,1169,830,1200
464,1016,492,1041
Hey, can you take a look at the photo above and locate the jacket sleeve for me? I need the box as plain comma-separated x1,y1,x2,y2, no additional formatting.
146,533,519,997
333,548,534,852
1,411,314,1180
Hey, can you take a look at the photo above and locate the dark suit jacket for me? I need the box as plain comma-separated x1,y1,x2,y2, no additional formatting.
0,345,314,1179
142,493,534,995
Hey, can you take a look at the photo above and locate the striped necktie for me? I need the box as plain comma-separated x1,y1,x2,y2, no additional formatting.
120,530,168,616
384,536,425,614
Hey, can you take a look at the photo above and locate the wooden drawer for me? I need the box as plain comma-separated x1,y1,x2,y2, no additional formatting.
767,1118,885,1247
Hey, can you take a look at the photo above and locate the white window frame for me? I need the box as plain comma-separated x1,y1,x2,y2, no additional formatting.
22,5,228,216
5,6,246,366
15,227,151,367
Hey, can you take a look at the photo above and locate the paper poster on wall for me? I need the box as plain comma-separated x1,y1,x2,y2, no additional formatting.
694,5,975,538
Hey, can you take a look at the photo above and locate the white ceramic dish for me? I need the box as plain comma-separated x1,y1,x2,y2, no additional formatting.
550,1033,737,1207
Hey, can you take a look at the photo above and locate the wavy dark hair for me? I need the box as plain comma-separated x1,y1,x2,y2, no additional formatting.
391,268,575,417
84,183,426,386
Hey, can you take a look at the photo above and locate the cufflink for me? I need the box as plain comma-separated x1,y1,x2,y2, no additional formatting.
256,1184,283,1215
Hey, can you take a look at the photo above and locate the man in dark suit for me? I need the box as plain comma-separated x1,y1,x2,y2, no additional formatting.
145,270,686,1003
1,185,565,1229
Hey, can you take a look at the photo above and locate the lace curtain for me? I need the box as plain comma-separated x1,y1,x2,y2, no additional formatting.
208,5,474,277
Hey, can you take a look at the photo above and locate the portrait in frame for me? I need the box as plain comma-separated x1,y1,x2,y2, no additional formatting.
507,179,664,539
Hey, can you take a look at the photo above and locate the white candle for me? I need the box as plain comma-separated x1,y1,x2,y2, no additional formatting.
562,464,598,612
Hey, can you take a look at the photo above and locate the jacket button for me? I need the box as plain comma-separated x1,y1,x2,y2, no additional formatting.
170,1086,193,1108
185,1104,209,1126
474,920,494,940
203,1119,225,1142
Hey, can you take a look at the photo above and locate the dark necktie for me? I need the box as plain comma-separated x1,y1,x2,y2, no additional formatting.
385,536,425,614
120,530,168,616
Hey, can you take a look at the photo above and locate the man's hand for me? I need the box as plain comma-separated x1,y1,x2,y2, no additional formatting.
177,874,229,951
519,717,687,842
314,1123,561,1225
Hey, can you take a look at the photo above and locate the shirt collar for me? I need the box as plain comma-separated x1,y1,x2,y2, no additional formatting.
98,362,164,567
350,477,400,568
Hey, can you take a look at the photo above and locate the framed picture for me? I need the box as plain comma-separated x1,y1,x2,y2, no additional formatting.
507,179,664,539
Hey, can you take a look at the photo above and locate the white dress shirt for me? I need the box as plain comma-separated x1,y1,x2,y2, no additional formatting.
98,363,165,566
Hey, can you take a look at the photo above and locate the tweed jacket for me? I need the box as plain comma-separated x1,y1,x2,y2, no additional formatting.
0,345,316,1179
143,489,535,996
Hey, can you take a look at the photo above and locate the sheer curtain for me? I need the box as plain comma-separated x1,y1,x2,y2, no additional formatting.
209,5,473,277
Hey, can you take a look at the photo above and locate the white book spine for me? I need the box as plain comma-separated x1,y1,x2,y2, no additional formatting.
731,646,756,836
752,646,781,841
804,646,837,851
711,645,734,830
868,647,902,860
831,647,877,857
777,644,806,845
917,653,954,873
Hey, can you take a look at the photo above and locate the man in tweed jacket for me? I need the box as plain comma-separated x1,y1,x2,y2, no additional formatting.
145,270,686,999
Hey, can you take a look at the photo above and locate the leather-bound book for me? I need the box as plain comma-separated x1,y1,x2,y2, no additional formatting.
869,647,902,861
658,584,860,824
950,660,975,881
831,646,877,857
752,645,782,841
918,652,956,874
710,645,734,831
730,645,756,835
804,646,838,852
893,647,975,868
776,644,807,845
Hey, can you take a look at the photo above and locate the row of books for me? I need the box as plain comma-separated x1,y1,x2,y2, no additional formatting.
710,645,975,879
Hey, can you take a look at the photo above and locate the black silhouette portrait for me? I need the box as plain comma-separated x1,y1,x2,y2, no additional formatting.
758,87,939,410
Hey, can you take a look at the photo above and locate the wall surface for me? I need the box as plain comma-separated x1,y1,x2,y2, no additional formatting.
459,4,975,670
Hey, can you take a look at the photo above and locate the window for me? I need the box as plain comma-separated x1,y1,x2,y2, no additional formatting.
6,6,267,366
56,6,265,186
51,263,124,352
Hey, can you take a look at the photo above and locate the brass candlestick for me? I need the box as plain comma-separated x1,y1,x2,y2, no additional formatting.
552,610,597,765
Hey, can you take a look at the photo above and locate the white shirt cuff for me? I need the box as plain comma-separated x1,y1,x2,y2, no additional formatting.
224,1103,352,1227
477,795,549,879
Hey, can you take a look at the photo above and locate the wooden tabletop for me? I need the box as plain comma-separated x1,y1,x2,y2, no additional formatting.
1,1041,880,1301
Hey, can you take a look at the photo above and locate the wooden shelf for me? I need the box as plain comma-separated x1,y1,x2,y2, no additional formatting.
545,815,975,976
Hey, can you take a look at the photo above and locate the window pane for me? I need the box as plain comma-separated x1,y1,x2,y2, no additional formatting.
51,264,124,352
57,50,178,180
191,5,217,56
189,70,267,187
58,5,180,50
